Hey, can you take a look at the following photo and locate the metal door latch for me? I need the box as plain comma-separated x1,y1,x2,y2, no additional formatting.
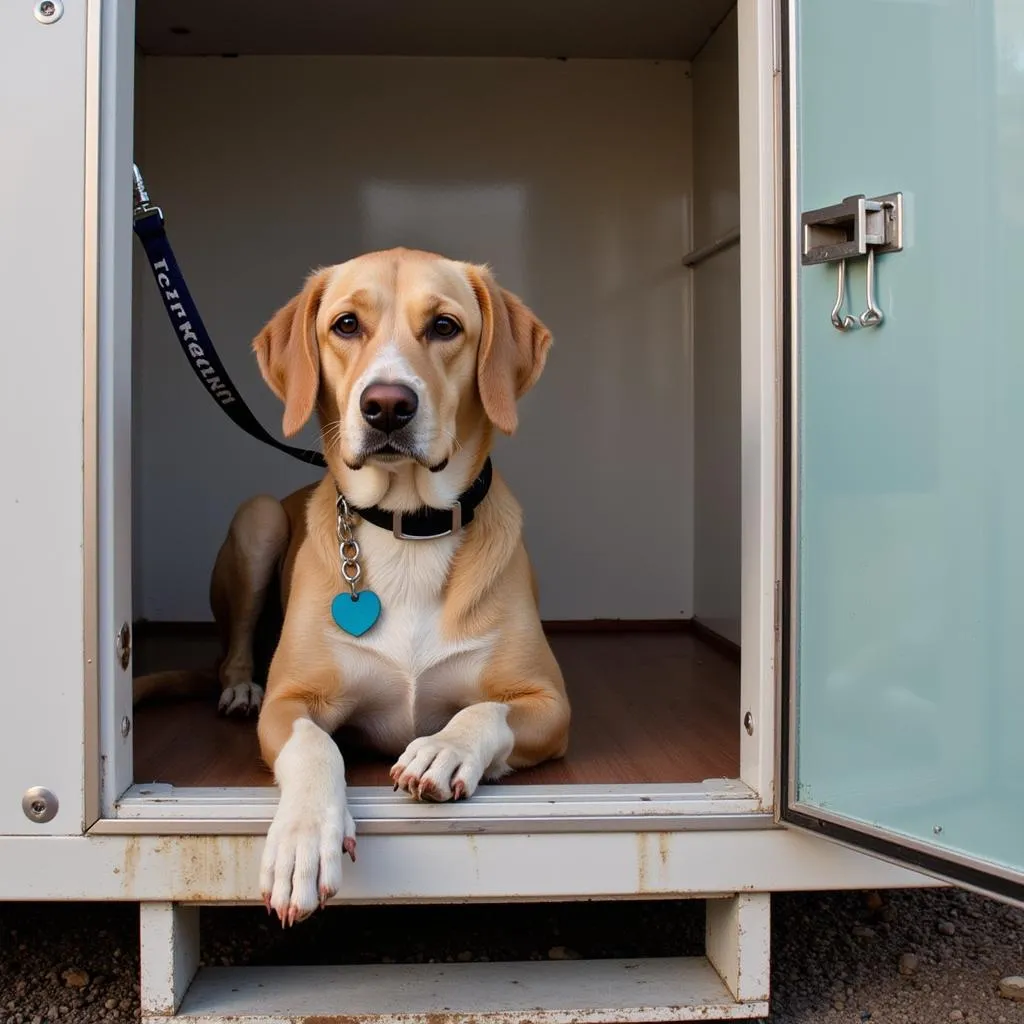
801,193,903,330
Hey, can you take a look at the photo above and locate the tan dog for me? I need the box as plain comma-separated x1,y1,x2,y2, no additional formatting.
192,248,569,924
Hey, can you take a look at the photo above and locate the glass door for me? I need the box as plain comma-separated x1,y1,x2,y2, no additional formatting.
784,0,1024,906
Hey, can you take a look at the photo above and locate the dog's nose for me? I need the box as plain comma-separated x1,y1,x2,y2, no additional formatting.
359,382,419,433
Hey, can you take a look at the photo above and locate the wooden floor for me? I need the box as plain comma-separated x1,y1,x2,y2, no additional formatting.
133,631,739,788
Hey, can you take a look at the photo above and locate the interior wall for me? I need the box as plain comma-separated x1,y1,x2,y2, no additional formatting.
132,56,694,623
692,9,741,645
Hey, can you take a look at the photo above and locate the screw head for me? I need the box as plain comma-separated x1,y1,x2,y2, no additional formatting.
22,786,58,823
34,0,63,24
743,710,754,736
933,824,943,835
121,716,131,738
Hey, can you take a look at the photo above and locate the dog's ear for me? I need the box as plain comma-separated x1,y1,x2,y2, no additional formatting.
467,265,552,435
252,269,329,437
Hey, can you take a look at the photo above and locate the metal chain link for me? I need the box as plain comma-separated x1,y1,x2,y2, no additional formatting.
336,494,362,596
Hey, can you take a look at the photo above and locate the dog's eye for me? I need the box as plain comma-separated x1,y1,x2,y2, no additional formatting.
331,313,360,337
428,315,461,341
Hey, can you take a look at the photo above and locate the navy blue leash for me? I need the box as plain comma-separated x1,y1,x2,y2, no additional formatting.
131,165,326,469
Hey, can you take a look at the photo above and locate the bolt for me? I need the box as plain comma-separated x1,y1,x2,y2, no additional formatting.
34,0,63,23
22,786,58,823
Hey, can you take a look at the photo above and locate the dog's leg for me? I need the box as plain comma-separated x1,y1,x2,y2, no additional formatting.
210,495,289,716
258,695,356,925
391,689,570,802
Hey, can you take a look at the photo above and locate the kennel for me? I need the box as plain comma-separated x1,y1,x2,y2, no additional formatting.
2,0,1022,1019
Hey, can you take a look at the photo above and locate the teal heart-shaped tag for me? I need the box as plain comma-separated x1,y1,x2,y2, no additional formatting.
331,591,381,637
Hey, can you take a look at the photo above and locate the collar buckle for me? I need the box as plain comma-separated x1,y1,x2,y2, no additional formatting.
392,501,462,541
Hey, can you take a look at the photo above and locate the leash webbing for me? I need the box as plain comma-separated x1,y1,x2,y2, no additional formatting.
131,167,326,468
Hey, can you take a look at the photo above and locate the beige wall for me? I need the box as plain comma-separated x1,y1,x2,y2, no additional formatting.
132,55,697,622
692,9,741,645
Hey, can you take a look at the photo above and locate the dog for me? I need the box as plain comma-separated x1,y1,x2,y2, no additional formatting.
137,248,571,926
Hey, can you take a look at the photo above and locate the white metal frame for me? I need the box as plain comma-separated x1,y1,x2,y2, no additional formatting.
90,0,137,826
0,0,90,838
98,782,764,834
1,827,935,903
85,0,783,839
737,0,782,806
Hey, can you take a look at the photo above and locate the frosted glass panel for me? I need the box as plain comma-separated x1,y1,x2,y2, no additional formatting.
794,0,1024,880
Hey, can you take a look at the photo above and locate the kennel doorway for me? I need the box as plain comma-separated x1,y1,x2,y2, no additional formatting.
102,0,778,829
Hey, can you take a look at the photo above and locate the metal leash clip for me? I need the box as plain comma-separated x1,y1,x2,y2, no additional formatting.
132,163,163,221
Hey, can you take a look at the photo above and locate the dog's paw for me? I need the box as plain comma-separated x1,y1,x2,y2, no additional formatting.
259,795,356,926
390,735,485,802
218,682,264,717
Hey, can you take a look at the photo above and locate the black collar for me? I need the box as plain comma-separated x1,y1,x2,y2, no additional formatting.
346,458,493,540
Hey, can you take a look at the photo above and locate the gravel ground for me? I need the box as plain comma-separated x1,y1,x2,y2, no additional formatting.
1,887,1022,1023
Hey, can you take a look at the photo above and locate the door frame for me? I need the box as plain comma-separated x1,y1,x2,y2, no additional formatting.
776,0,1024,910
86,0,137,822
90,0,781,827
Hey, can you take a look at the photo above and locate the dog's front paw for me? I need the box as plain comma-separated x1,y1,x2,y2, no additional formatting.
390,735,484,802
391,704,514,802
259,794,356,926
218,682,264,716
260,720,355,926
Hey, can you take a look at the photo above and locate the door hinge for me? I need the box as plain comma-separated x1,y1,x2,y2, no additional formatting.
116,621,131,672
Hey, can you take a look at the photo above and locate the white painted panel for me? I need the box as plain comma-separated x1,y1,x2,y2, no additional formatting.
0,827,935,902
177,958,762,1022
0,0,87,834
132,56,694,622
692,9,741,645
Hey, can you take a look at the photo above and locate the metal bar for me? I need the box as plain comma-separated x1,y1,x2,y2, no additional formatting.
90,812,774,837
97,781,769,836
681,227,741,267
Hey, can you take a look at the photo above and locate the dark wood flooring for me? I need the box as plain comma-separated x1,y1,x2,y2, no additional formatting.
132,631,740,787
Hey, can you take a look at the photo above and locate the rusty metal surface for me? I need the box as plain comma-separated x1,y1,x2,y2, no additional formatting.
0,828,938,903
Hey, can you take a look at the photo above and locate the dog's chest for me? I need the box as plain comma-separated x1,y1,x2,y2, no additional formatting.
328,526,493,749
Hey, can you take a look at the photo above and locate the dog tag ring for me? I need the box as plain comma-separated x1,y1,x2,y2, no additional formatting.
332,494,382,636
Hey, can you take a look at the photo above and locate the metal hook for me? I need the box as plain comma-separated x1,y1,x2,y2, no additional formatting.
131,162,163,220
857,248,884,327
831,259,858,331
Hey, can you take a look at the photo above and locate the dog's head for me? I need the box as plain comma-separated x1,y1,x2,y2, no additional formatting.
253,248,551,478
